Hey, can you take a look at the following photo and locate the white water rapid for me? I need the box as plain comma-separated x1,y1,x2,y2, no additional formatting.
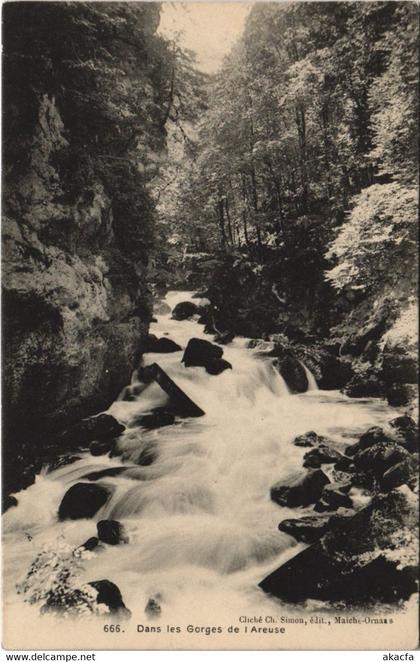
2,290,400,641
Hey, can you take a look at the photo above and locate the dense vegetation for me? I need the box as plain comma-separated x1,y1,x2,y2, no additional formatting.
157,2,418,352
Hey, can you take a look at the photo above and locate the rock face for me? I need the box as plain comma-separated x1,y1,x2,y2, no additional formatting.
58,483,111,520
260,489,418,604
2,2,167,499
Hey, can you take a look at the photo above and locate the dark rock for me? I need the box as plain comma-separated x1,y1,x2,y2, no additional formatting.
278,515,331,543
144,335,182,353
293,431,320,447
128,408,175,430
344,441,360,457
352,441,412,477
334,455,355,472
83,467,126,481
172,301,198,321
76,537,100,553
59,414,125,448
89,580,131,617
58,483,110,520
97,520,129,545
314,482,353,512
259,490,418,604
277,356,308,393
303,444,342,466
359,426,390,450
389,415,418,453
344,374,385,398
205,358,232,375
271,469,330,507
90,440,113,456
318,355,354,390
380,460,418,491
2,495,18,513
386,385,411,407
182,338,223,368
214,331,235,345
303,455,321,468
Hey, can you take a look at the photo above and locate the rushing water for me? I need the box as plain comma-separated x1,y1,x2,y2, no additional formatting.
3,290,401,629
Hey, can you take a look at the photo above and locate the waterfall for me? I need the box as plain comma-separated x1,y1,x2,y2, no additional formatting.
300,361,319,391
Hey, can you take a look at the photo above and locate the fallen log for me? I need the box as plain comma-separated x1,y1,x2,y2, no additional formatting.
140,362,205,418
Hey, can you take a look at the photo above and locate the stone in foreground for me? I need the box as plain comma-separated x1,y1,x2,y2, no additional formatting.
260,489,418,604
58,482,110,520
271,469,330,507
97,519,129,545
89,580,131,617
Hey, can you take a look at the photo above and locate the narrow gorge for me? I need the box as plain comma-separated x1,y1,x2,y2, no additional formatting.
1,0,418,650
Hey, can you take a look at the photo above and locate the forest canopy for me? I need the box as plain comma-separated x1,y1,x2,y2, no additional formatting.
156,1,418,340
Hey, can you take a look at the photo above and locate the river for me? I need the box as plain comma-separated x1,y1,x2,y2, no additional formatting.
2,290,401,646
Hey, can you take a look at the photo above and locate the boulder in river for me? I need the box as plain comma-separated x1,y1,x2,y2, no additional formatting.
352,441,413,477
278,514,331,543
380,460,418,492
277,356,308,393
260,488,418,604
172,301,198,321
303,444,342,467
182,338,223,368
271,469,330,507
314,482,353,512
58,483,111,520
89,580,131,617
97,520,129,545
75,537,100,554
144,335,182,353
358,426,391,449
386,384,412,407
205,358,232,375
58,414,125,448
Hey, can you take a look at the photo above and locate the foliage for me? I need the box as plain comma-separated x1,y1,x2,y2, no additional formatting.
326,183,418,292
156,2,418,339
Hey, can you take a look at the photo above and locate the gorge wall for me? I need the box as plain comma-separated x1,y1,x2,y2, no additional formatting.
2,2,170,495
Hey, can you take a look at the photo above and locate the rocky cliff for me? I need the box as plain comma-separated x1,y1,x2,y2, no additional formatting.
2,2,169,496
